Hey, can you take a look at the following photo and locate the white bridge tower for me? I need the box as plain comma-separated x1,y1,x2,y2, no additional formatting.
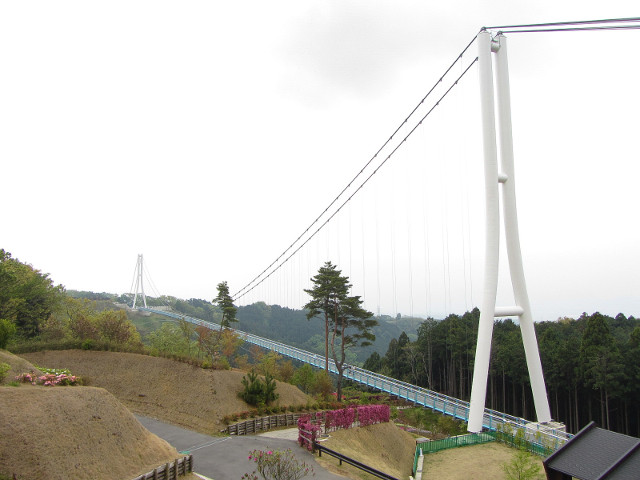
468,30,552,432
131,254,148,310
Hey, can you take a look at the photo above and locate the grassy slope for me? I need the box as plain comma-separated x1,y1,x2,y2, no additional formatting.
20,349,311,435
316,422,417,479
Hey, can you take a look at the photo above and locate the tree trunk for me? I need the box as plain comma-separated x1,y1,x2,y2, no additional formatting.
502,370,506,413
574,386,580,432
604,388,610,431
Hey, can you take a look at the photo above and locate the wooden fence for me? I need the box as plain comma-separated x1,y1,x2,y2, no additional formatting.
225,413,311,435
132,455,193,480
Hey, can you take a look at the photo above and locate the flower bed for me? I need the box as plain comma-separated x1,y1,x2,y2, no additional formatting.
297,404,390,451
15,367,80,386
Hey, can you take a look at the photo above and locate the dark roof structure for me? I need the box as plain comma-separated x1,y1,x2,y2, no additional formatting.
543,422,640,480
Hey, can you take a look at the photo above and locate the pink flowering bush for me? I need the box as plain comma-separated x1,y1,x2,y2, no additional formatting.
15,370,80,386
357,405,390,427
242,449,314,480
297,415,322,451
325,407,356,431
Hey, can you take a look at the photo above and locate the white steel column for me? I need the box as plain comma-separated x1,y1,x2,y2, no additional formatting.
468,30,500,433
494,34,551,423
468,31,552,433
132,254,147,309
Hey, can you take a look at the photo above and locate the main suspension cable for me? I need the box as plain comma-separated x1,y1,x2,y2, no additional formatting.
232,34,479,299
234,57,479,301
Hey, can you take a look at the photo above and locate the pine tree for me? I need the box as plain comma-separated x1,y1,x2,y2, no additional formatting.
214,281,238,328
303,262,350,372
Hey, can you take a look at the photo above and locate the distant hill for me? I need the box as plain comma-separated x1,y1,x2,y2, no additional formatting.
234,301,425,363
79,290,428,365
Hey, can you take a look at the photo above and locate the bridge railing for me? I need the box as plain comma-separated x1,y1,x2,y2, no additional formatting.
139,307,572,450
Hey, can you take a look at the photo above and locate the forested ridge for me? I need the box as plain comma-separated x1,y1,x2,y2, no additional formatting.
168,298,422,364
363,308,640,437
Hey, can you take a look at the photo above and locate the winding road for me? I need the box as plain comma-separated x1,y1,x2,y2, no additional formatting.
135,415,344,480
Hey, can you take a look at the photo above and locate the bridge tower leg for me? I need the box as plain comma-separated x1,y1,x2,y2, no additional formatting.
468,31,552,433
131,254,148,309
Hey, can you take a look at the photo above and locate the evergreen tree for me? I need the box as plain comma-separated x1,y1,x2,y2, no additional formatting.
330,293,376,400
303,262,351,371
580,312,624,430
213,281,238,328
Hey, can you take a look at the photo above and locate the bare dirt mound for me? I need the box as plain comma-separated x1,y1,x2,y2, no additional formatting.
0,386,179,480
316,422,417,479
21,350,311,434
0,349,42,384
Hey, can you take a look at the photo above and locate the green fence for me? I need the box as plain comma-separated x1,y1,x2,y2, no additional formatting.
487,430,555,457
412,433,495,474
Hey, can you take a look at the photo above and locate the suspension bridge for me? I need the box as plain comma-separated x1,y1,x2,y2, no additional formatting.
127,19,639,453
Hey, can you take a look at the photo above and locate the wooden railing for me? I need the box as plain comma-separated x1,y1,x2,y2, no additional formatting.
132,455,193,480
225,412,310,435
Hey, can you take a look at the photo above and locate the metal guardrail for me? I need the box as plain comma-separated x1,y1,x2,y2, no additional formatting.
315,443,399,480
140,308,572,451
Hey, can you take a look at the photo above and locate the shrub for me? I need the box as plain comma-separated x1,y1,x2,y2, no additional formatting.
214,356,231,370
15,371,80,386
0,319,16,349
243,449,314,480
297,415,322,452
0,362,10,382
502,448,544,480
239,370,279,406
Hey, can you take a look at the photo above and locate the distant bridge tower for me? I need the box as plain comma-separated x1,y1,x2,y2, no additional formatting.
468,30,552,432
131,254,148,309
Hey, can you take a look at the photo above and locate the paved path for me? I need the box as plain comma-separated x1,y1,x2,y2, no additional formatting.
135,415,343,480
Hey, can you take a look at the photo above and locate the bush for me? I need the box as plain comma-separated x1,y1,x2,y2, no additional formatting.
243,449,314,480
0,362,10,382
0,319,16,349
239,370,279,406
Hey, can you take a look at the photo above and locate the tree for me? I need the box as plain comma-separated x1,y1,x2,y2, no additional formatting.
148,322,190,356
239,369,279,406
213,281,237,328
330,293,376,400
0,318,16,349
0,249,63,338
502,448,544,480
178,318,195,356
580,312,624,429
363,351,382,372
292,364,314,394
303,262,376,401
303,262,351,372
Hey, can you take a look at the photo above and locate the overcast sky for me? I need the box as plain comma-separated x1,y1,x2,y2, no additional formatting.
1,1,638,322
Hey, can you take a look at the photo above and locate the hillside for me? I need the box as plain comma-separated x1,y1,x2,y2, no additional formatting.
20,349,311,434
317,422,417,479
0,385,180,480
0,350,42,384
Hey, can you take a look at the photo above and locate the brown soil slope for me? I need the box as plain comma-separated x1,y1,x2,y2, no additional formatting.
0,386,179,480
0,349,42,384
21,350,311,434
317,422,417,479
